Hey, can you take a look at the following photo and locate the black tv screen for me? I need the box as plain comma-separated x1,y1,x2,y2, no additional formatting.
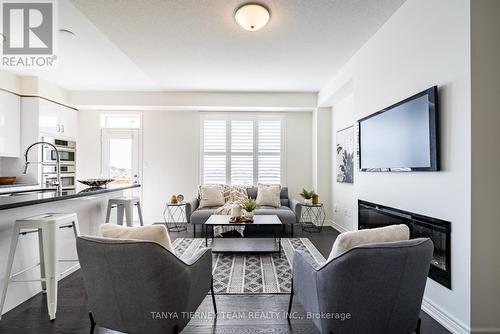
358,86,439,171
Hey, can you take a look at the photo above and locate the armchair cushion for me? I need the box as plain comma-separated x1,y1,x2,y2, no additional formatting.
327,224,409,262
100,223,174,253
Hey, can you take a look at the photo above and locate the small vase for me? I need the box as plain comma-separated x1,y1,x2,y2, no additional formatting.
312,194,319,205
303,198,312,205
231,204,242,218
246,211,254,218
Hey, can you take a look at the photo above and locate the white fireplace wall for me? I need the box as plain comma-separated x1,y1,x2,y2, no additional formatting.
320,0,471,332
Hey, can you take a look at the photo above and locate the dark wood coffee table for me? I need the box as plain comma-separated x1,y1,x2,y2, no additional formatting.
204,214,282,257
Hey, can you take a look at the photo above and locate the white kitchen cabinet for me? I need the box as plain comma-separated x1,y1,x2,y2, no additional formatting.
38,99,78,139
0,90,21,157
57,105,78,138
38,98,58,135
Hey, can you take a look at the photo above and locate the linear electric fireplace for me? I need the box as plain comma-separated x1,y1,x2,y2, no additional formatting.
358,200,451,289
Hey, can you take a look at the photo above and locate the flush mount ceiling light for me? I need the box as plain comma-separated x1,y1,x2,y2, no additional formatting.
235,3,270,31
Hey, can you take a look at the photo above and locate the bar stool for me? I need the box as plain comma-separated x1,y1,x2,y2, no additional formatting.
0,213,80,320
105,197,144,227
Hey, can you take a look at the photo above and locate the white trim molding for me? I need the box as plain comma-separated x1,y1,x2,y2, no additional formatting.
470,328,500,334
330,220,350,234
421,297,470,334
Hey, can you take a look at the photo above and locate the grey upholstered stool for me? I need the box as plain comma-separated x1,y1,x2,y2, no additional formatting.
105,197,144,226
0,213,80,320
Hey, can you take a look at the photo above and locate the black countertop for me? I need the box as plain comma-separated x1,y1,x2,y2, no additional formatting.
0,182,39,189
0,184,141,211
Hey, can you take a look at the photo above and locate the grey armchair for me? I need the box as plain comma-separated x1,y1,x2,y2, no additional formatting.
76,236,216,334
288,238,433,334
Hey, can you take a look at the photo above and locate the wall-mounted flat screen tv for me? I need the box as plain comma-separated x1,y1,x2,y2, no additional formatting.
358,86,439,172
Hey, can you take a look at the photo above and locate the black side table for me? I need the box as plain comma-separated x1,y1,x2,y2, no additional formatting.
162,202,188,232
300,203,326,233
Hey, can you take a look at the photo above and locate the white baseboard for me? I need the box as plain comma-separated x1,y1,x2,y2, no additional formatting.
421,297,470,334
322,218,334,227
330,220,350,233
470,328,500,334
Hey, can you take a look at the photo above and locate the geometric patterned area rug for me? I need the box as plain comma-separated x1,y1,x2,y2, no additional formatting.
171,238,326,294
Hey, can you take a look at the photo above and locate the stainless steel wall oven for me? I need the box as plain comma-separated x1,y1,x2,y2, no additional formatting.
41,137,76,190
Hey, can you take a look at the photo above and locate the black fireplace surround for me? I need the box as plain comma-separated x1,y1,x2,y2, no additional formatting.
358,200,451,289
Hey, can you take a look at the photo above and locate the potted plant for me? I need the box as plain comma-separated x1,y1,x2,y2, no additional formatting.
240,198,257,217
299,189,315,205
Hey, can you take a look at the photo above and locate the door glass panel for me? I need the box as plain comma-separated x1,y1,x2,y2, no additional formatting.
108,138,133,183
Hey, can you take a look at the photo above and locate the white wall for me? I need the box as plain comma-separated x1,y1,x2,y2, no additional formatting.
76,111,101,180
470,1,500,332
0,71,21,94
312,108,332,222
0,72,70,106
77,110,313,223
20,76,71,106
70,91,317,112
286,112,313,200
141,110,200,222
331,94,355,232
320,0,471,332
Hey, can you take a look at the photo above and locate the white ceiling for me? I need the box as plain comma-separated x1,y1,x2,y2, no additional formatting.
7,0,406,92
5,0,157,91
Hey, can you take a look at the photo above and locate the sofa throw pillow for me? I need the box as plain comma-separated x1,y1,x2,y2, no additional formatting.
255,184,281,208
327,224,410,262
100,223,174,253
199,184,225,208
226,185,248,203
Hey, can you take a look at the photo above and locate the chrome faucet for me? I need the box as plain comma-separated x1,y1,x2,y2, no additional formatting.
23,142,62,195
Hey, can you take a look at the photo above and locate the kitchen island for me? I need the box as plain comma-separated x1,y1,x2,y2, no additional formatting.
0,183,141,316
0,183,140,210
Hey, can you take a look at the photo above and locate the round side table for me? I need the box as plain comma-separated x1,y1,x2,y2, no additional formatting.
162,202,188,232
300,203,326,233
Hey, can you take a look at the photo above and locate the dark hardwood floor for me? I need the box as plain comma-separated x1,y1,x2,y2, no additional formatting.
0,225,450,334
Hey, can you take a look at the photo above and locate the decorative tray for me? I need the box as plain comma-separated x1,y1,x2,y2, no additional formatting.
229,216,254,224
78,178,115,187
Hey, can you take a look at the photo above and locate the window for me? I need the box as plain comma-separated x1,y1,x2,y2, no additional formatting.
101,114,141,184
201,116,283,185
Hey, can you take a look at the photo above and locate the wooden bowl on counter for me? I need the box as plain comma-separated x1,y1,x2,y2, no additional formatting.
0,176,16,185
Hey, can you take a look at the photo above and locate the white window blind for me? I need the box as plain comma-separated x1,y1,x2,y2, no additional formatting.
202,117,283,185
202,120,226,184
258,120,281,184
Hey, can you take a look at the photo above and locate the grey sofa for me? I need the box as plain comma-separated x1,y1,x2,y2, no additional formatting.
186,186,302,237
76,236,216,334
289,238,433,334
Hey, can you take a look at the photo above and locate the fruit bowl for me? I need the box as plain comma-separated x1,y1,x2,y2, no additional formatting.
78,178,115,187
